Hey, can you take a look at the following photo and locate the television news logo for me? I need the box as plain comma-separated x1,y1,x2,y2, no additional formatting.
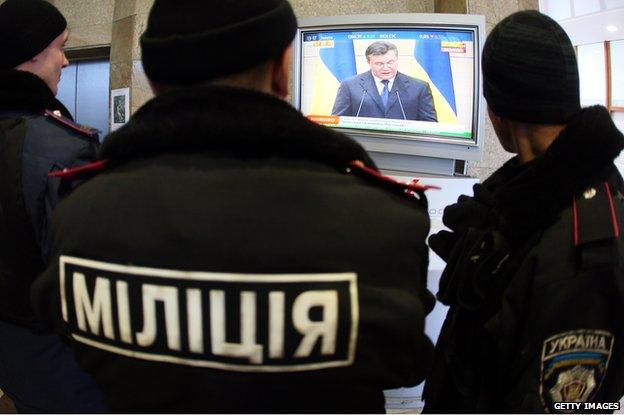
553,402,620,411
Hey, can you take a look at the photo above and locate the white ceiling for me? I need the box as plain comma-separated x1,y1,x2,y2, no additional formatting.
540,0,624,45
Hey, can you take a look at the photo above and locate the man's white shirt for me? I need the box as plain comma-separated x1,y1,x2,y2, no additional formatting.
373,75,395,96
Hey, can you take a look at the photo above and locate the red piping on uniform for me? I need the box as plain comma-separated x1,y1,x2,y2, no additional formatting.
604,181,620,238
347,161,440,192
48,159,109,179
44,110,96,137
45,109,77,130
572,196,579,246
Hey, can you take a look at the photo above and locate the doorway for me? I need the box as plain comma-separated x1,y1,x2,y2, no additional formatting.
57,59,110,140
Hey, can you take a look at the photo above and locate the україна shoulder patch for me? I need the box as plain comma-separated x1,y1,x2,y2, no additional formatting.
540,330,614,410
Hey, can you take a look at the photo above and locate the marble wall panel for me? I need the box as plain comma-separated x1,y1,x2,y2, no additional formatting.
55,0,113,26
291,0,434,17
114,0,136,22
110,15,135,64
55,0,114,48
67,23,112,49
434,0,467,14
468,0,523,32
517,0,540,11
110,61,133,91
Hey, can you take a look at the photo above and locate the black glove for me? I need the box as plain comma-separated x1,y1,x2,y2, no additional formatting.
428,230,457,263
443,184,496,233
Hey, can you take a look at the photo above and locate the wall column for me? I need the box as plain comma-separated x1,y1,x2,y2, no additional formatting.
111,0,154,115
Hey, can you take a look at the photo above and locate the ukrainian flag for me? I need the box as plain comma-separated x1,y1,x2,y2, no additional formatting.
408,37,458,124
309,37,357,115
416,38,457,113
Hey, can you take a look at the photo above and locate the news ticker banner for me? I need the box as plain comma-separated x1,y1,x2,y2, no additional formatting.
303,29,474,43
308,115,473,139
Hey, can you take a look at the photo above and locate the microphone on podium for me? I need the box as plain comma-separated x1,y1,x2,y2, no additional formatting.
396,90,407,120
356,89,368,117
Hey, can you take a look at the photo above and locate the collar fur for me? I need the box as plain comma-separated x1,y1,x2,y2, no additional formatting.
0,69,72,119
487,105,624,242
100,85,376,170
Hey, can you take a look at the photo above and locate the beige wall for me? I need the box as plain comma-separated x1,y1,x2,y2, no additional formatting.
0,0,114,49
51,0,114,49
292,0,433,16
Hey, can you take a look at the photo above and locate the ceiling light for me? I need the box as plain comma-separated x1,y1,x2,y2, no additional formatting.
606,25,618,32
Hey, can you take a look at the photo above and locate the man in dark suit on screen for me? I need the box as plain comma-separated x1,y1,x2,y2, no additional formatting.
331,41,437,121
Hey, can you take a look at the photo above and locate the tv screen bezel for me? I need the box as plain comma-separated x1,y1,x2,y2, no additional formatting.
293,13,486,162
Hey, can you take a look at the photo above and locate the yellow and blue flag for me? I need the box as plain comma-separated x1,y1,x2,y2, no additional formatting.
415,38,457,114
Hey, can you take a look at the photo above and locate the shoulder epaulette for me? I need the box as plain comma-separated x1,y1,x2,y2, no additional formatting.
572,182,620,247
346,160,439,199
44,109,99,139
48,159,109,182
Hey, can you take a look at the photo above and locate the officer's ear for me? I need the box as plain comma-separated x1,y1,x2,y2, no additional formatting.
271,43,293,99
148,78,163,96
488,105,515,153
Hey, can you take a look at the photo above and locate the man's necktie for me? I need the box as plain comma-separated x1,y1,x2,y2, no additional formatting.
381,80,389,110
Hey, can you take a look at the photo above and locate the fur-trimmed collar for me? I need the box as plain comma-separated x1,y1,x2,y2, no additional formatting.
100,85,376,170
486,105,624,243
0,69,72,119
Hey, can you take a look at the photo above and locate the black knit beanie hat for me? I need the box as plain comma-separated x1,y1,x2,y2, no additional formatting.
0,0,67,69
482,10,581,124
141,0,298,85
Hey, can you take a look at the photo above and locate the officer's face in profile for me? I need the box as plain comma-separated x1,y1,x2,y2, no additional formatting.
16,29,69,96
368,50,398,80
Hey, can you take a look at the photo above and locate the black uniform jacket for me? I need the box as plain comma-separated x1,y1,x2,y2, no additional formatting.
32,86,435,413
424,106,624,413
0,69,98,328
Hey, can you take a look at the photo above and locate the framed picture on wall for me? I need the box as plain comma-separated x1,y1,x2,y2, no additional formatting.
110,87,130,131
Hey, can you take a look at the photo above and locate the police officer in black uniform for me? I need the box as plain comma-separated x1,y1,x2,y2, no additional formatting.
0,0,105,412
423,11,624,413
31,0,436,412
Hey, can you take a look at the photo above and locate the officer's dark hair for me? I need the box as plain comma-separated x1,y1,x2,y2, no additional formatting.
365,41,398,61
